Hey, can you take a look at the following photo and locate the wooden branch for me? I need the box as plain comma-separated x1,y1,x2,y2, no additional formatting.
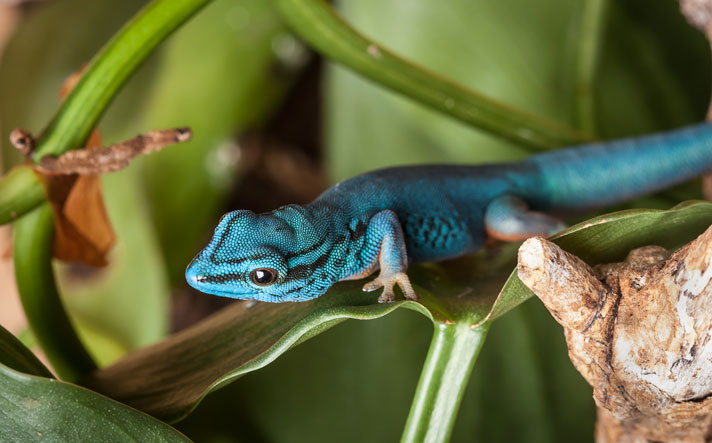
518,226,712,442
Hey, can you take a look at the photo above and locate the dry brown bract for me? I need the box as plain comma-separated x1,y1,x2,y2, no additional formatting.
10,127,192,175
518,225,712,442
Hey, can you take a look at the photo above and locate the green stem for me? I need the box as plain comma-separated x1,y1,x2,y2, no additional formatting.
6,0,215,375
401,322,490,443
0,0,212,225
13,203,96,382
0,166,45,225
33,0,211,160
275,0,590,150
575,0,609,133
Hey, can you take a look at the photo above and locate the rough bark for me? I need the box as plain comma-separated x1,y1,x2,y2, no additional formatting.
518,225,712,442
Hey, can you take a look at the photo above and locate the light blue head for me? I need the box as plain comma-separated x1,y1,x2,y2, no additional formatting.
186,206,338,302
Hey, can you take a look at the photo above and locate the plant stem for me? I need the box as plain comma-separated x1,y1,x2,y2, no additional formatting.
0,0,212,224
32,0,211,160
401,322,490,443
5,0,217,379
575,0,609,133
0,166,45,225
275,0,590,150
13,203,96,382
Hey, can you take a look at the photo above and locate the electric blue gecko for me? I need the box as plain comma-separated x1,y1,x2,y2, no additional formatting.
186,122,712,303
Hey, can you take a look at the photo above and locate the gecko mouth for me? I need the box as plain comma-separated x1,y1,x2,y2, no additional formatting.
185,260,256,299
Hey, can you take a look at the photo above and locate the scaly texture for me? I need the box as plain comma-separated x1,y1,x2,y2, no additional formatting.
187,122,712,302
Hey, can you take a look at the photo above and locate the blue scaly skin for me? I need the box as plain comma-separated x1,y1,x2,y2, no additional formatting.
186,122,712,303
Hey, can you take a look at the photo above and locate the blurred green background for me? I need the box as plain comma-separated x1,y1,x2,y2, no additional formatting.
0,0,709,441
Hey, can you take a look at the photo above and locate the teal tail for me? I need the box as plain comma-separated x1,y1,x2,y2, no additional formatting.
522,122,712,211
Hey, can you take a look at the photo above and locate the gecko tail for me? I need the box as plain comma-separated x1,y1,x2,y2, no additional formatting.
524,122,712,211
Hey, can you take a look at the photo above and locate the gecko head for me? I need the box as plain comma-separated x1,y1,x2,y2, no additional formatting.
186,207,335,302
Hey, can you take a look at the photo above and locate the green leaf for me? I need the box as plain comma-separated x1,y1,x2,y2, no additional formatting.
0,0,212,223
275,0,588,151
487,200,712,322
136,0,299,282
86,201,712,425
0,363,189,442
32,0,211,160
324,0,708,182
0,0,150,168
0,324,52,378
85,286,428,422
575,0,609,133
57,170,172,355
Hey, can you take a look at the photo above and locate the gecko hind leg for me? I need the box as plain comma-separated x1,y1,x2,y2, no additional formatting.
484,195,567,241
359,210,418,303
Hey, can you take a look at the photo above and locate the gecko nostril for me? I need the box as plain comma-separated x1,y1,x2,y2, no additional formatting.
185,256,208,288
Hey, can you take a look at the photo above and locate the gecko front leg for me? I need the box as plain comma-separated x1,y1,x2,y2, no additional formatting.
349,210,418,303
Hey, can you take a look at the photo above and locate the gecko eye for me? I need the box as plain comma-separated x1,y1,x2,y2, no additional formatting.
250,268,278,286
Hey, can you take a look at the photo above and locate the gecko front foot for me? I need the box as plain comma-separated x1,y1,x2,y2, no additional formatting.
362,272,418,303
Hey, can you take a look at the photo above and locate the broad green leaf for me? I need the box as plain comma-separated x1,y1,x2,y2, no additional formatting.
86,202,711,424
136,0,300,282
0,363,189,442
0,324,52,378
325,0,708,182
488,200,712,322
0,0,148,168
325,0,582,180
30,0,211,161
274,0,588,150
175,300,591,443
85,286,428,422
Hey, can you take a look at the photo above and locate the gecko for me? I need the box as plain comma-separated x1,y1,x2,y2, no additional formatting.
186,122,712,303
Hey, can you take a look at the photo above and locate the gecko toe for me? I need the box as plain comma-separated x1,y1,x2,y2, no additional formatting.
364,272,418,302
395,274,418,301
362,279,382,292
377,288,395,303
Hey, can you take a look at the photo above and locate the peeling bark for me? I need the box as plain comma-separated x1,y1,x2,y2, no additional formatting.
518,225,712,442
680,0,712,34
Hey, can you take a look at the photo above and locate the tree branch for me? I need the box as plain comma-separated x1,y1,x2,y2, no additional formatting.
518,226,712,441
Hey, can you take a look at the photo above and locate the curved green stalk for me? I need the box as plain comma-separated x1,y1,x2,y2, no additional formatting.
575,0,609,133
0,0,212,224
13,203,96,381
33,0,212,160
6,0,217,380
401,322,490,443
0,166,45,225
275,0,590,150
